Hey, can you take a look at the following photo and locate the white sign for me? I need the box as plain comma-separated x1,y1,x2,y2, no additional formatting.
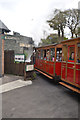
15,54,25,62
26,65,34,71
5,36,19,40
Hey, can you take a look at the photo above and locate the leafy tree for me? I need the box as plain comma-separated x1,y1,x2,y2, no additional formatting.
38,34,68,46
38,38,51,46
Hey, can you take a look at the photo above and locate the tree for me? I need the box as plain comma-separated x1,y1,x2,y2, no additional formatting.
47,9,66,38
38,34,68,46
78,27,80,36
47,9,79,39
38,38,52,46
74,27,80,37
64,9,79,38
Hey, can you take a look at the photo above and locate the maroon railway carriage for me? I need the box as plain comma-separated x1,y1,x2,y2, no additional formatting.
60,37,80,93
35,43,62,80
34,37,80,93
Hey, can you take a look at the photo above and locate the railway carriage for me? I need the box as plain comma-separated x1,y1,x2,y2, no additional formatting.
35,43,62,80
60,37,80,93
34,37,80,93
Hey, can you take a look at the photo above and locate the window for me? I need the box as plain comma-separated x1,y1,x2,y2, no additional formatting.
43,50,46,60
43,49,50,61
68,45,75,62
56,48,62,61
62,45,67,61
50,48,55,62
77,43,80,63
23,47,29,50
46,49,50,61
36,50,40,59
41,49,43,59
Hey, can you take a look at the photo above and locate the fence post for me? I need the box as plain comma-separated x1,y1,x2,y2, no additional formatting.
24,62,26,81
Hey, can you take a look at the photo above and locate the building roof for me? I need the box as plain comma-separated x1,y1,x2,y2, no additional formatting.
0,20,10,33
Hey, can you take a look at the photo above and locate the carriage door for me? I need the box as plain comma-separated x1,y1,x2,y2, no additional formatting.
75,43,80,85
67,45,75,83
61,45,67,80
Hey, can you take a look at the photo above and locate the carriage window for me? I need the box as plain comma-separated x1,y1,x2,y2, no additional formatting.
36,50,40,59
62,45,67,61
50,48,55,62
43,49,50,61
56,48,62,61
77,43,80,63
35,50,38,58
68,46,75,61
43,50,46,60
46,49,50,61
41,49,43,59
37,50,40,59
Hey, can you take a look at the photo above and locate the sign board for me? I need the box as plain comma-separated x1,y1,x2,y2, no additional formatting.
26,65,34,71
15,54,25,62
5,36,19,40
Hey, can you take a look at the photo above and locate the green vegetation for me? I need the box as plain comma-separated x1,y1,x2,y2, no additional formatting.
38,34,68,46
31,71,36,80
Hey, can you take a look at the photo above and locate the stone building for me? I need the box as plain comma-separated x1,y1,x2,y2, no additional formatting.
0,20,10,77
0,20,34,76
4,32,34,61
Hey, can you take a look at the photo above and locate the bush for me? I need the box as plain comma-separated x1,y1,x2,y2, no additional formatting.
31,71,36,80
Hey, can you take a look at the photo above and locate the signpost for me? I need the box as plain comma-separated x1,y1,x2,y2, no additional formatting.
24,63,34,81
25,65,34,71
14,54,34,81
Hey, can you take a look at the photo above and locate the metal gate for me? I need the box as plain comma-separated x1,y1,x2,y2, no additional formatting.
4,50,24,75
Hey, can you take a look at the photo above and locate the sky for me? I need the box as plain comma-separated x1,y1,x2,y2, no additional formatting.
0,0,80,45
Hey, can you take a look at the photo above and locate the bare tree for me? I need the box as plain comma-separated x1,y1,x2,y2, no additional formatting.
65,9,79,38
47,9,66,38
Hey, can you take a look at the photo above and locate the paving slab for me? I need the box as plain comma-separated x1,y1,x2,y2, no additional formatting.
0,79,32,93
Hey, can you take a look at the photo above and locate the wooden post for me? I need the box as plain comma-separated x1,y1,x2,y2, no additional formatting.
24,62,26,81
0,34,4,77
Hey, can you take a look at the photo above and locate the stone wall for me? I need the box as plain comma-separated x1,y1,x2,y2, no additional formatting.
4,34,34,54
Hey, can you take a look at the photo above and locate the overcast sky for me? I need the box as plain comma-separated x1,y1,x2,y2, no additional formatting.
0,0,80,45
